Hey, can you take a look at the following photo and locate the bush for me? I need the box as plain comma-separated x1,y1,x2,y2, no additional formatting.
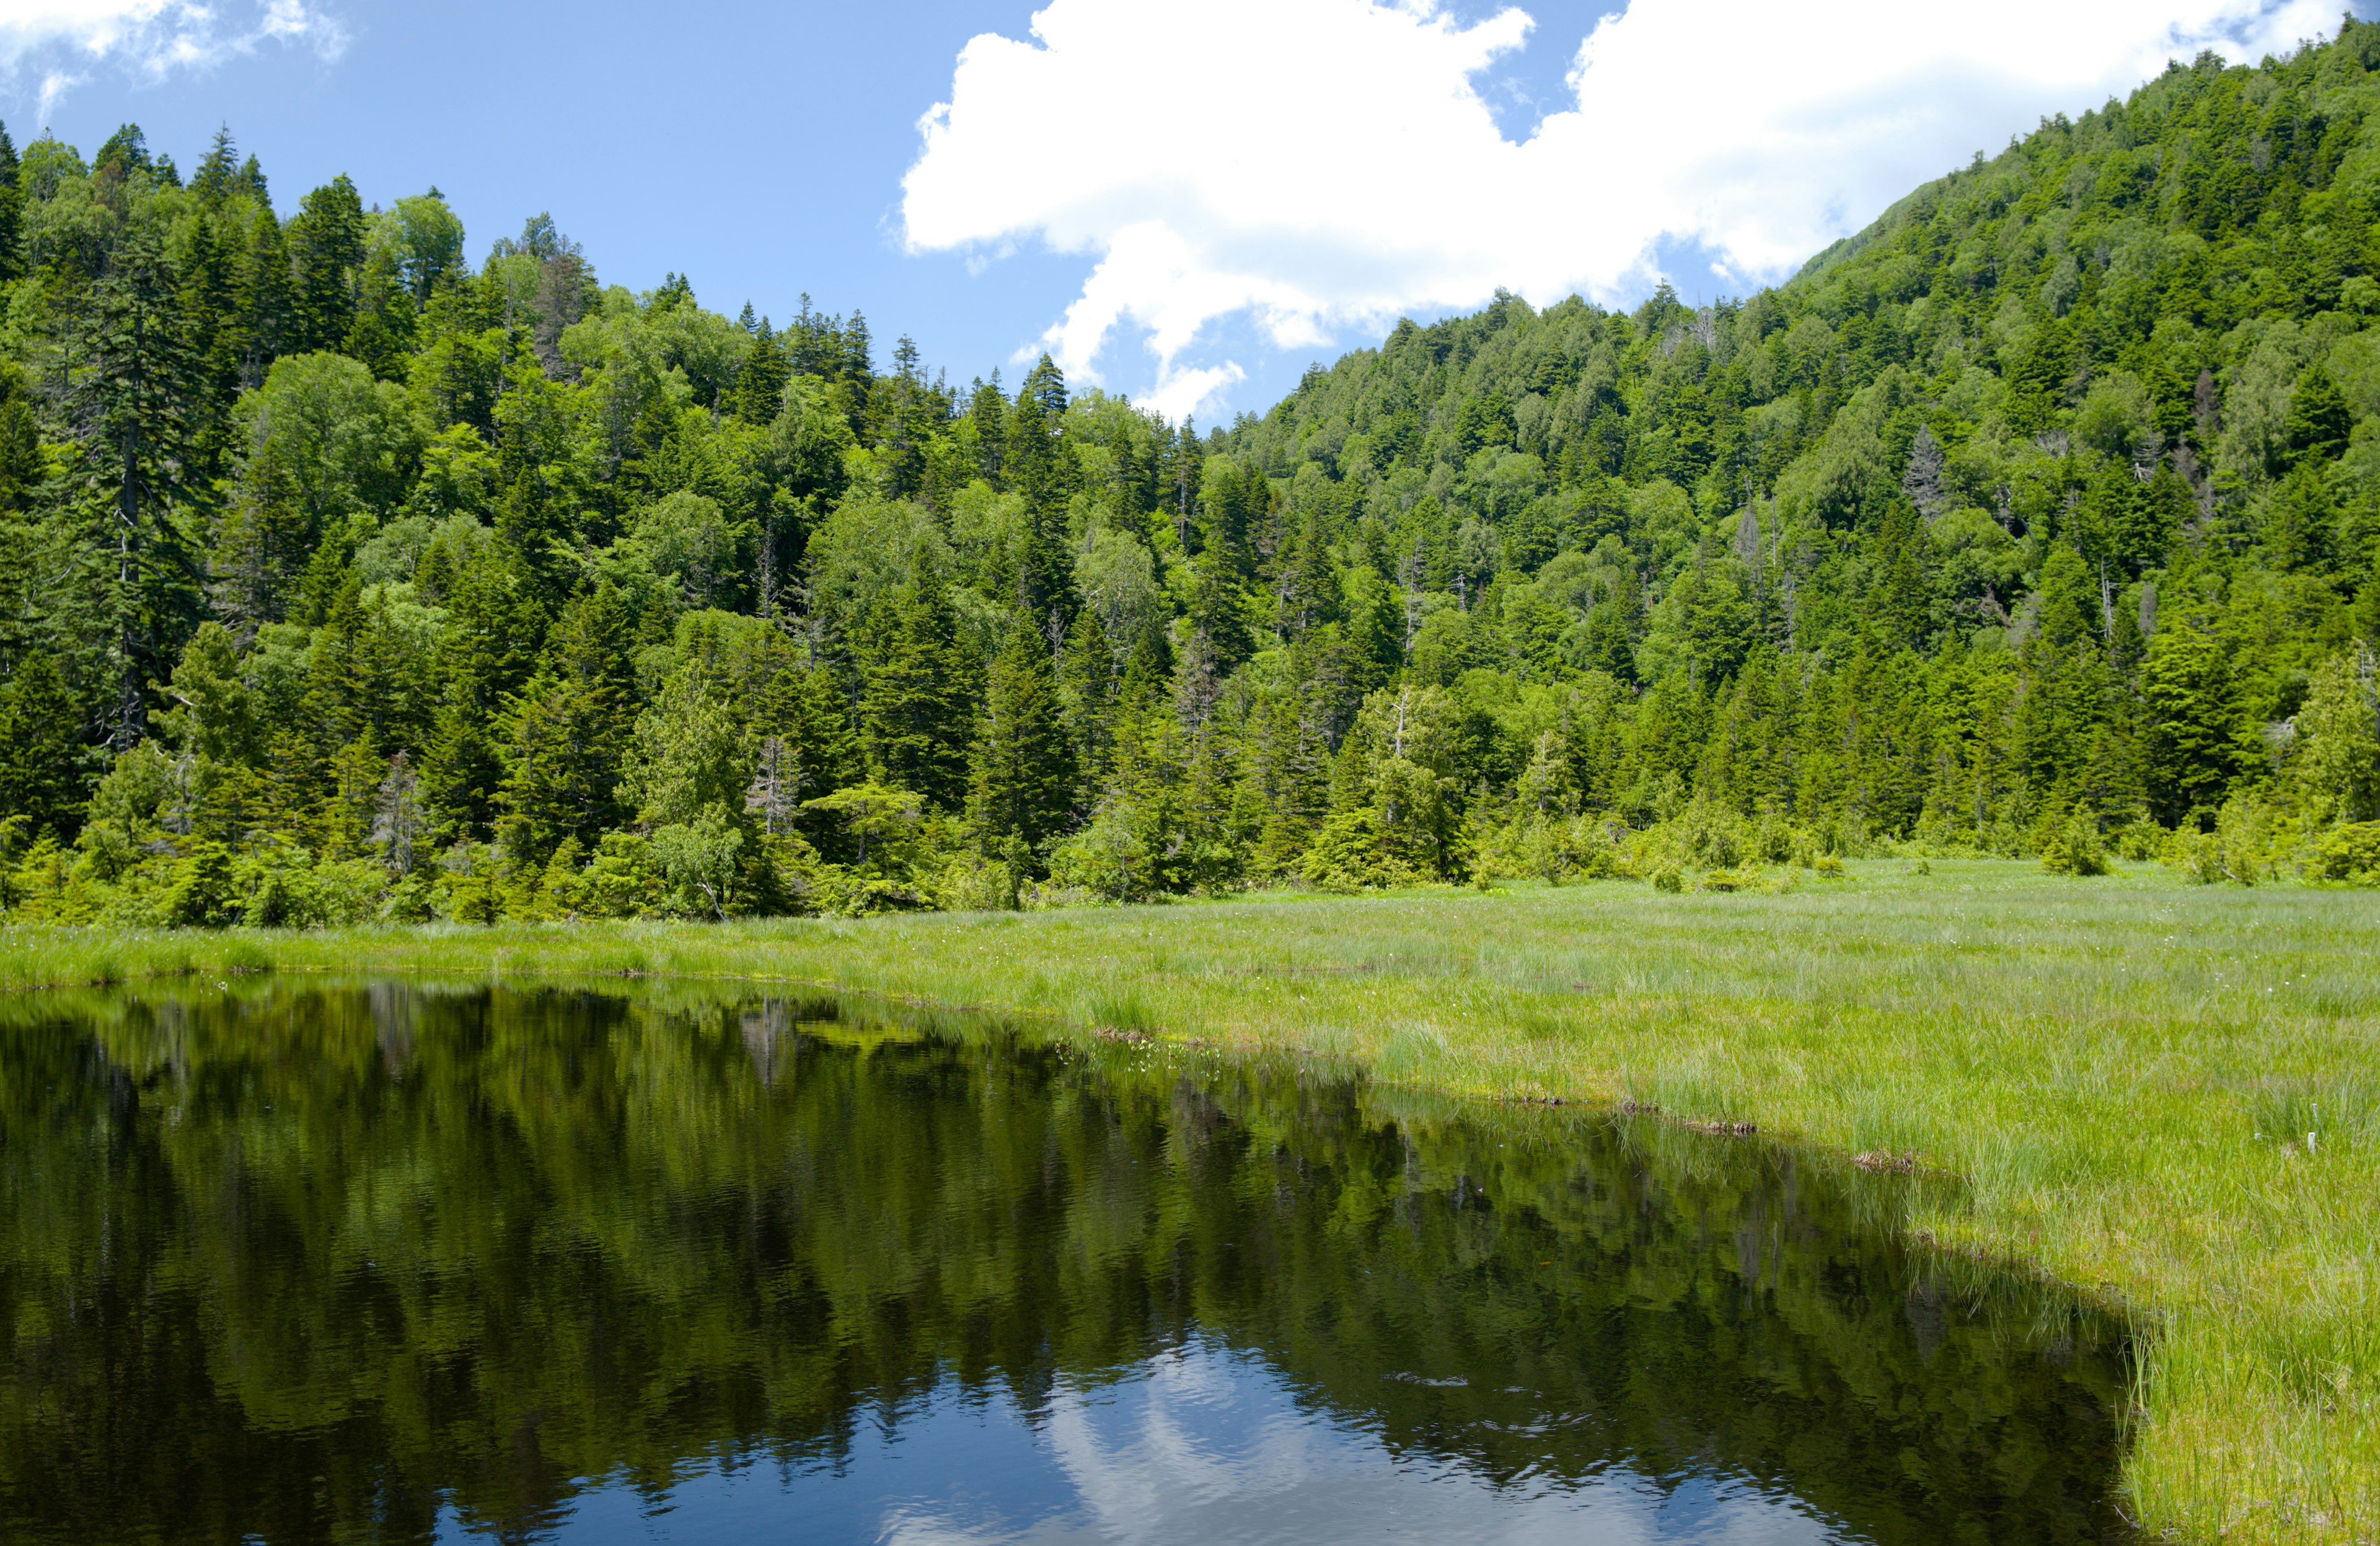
2167,793,2283,885
1300,808,1427,891
241,844,383,928
162,842,242,928
2305,821,2380,886
1048,805,1155,902
2040,814,2110,876
2109,819,2167,861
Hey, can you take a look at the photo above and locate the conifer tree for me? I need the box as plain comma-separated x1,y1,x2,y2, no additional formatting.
1004,356,1080,632
733,318,788,423
424,543,544,839
2143,613,2250,825
0,121,20,286
190,126,239,204
78,214,203,752
1059,604,1116,812
858,565,974,809
498,582,637,859
969,374,1005,485
288,174,365,355
971,615,1077,861
2285,364,2353,468
0,654,86,838
233,205,293,389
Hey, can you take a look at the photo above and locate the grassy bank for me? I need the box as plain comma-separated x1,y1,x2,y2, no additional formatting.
2,858,2375,1543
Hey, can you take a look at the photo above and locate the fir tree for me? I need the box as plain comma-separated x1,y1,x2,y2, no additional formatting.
0,654,87,838
2285,364,2353,469
423,542,544,840
287,174,366,355
77,214,203,752
858,565,974,810
0,120,20,286
971,615,1077,861
1059,604,1115,814
2143,613,2250,826
498,583,637,860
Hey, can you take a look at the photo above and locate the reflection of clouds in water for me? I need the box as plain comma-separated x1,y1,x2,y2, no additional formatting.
878,1343,1836,1546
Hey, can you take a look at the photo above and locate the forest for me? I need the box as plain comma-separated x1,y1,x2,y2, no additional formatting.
6,19,2380,925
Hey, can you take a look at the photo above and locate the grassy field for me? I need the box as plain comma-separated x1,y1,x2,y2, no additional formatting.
1,858,2374,1544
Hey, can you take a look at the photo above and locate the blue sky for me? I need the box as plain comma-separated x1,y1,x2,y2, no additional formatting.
4,0,2367,423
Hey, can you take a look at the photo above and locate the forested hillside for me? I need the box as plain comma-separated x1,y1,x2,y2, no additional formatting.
6,22,2380,924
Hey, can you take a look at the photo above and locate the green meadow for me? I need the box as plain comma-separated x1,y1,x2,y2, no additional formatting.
2,859,2376,1544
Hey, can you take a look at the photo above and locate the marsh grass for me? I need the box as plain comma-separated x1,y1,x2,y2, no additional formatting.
2,856,2375,1543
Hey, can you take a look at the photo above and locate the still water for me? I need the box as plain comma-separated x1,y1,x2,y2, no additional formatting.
0,982,2135,1544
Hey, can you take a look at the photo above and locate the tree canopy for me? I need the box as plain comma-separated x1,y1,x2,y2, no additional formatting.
8,29,2380,921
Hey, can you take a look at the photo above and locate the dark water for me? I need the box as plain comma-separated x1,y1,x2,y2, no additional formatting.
0,982,2135,1544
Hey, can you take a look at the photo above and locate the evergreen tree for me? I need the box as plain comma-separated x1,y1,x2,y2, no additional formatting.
0,120,20,286
77,214,203,752
423,542,545,840
0,654,86,837
498,583,637,859
1004,356,1080,631
2143,612,2250,825
288,174,365,355
971,615,1077,861
969,373,1005,485
733,318,789,423
1059,604,1115,814
2285,364,2353,469
190,125,239,204
231,204,294,389
858,565,974,809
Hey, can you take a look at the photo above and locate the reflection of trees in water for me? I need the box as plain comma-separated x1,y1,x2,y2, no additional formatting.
0,983,2133,1544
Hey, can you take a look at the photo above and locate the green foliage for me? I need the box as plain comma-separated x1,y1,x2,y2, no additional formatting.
20,31,2380,920
2306,820,2380,885
2040,812,2112,876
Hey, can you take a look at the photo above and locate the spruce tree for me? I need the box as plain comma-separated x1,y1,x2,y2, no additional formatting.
858,566,974,809
77,214,203,752
2285,364,2353,468
733,318,789,423
1003,357,1080,632
498,584,638,861
1059,604,1115,812
234,206,293,389
2143,613,2250,825
0,120,20,286
424,542,544,839
971,615,1077,860
0,654,87,838
287,175,365,355
969,374,1005,485
190,125,239,204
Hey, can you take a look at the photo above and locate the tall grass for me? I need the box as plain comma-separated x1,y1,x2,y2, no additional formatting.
2,858,2374,1542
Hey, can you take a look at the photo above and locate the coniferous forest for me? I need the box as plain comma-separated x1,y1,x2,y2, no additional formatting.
7,23,2380,926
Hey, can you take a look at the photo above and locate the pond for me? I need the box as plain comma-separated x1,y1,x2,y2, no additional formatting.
0,981,2135,1544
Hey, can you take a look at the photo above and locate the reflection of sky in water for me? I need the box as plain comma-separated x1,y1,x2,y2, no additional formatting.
441,1340,1844,1545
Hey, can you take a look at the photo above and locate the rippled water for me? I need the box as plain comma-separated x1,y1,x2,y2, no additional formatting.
0,982,2135,1544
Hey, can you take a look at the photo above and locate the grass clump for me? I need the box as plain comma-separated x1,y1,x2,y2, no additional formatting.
1,858,2377,1542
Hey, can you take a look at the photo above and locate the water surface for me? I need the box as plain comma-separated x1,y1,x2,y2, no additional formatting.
0,982,2134,1544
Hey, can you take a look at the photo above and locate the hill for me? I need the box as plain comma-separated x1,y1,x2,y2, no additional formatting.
4,24,2380,920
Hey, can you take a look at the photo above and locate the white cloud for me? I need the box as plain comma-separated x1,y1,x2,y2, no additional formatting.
0,0,345,115
902,0,2342,413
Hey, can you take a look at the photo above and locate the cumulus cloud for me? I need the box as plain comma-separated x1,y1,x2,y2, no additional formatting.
903,0,2340,416
0,0,345,116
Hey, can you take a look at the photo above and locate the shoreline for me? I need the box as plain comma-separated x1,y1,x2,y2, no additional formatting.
2,859,2373,1544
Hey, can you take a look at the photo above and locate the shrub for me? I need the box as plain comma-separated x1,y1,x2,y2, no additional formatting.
2305,820,2380,886
2167,793,2283,885
162,842,242,928
2040,814,2110,876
